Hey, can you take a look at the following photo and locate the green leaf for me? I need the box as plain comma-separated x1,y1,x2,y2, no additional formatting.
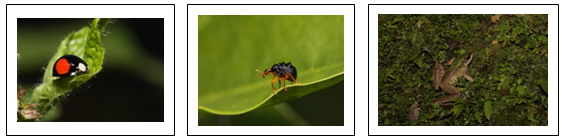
537,80,548,93
517,78,523,85
22,18,108,119
451,104,463,117
517,86,526,96
198,15,344,115
484,101,492,121
199,103,309,126
474,111,483,123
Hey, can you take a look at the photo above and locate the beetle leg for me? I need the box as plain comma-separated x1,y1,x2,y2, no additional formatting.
284,80,287,92
288,74,300,84
278,78,282,89
271,76,277,95
280,74,292,92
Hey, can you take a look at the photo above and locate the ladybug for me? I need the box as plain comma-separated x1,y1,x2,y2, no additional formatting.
256,62,300,95
52,55,88,77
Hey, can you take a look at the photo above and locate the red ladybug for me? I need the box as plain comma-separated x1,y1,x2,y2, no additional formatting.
52,55,88,77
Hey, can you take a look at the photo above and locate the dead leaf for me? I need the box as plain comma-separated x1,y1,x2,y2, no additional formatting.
20,103,40,120
17,86,25,100
491,14,502,23
408,101,420,121
20,109,41,119
432,62,445,90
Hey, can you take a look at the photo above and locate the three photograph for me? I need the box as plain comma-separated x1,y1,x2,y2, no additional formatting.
3,2,559,137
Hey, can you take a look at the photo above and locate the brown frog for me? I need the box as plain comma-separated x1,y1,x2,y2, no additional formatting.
432,51,474,107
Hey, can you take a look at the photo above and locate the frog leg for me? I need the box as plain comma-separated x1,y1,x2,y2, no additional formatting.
447,58,456,65
434,83,461,105
463,73,474,82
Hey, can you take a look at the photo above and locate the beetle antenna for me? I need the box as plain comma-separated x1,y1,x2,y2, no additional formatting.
255,69,263,76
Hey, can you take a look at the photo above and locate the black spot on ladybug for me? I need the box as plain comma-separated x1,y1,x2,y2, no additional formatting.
53,55,88,77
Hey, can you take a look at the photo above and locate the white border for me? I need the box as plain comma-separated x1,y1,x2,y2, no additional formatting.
188,5,355,135
6,5,175,135
368,5,559,135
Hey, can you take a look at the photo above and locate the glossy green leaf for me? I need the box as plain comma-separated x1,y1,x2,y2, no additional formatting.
198,15,344,115
199,103,310,126
484,101,492,121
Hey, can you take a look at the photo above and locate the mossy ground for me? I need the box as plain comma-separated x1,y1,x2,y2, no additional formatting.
378,14,548,126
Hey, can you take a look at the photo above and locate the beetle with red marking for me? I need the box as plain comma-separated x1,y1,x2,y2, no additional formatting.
52,55,88,77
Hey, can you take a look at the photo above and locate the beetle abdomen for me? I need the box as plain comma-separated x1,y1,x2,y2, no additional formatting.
271,62,297,81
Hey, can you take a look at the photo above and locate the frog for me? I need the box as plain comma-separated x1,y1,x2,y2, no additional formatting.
432,51,474,107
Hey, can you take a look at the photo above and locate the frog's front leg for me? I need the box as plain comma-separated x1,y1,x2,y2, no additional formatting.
463,73,474,82
446,58,456,65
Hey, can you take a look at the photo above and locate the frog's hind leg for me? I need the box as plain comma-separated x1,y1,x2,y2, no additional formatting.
435,94,461,104
434,84,461,106
440,83,460,95
435,94,461,109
